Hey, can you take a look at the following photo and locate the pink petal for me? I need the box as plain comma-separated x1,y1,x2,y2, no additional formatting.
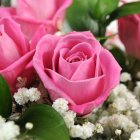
46,69,105,105
0,7,16,17
17,0,57,20
0,25,21,69
0,50,35,92
0,17,29,54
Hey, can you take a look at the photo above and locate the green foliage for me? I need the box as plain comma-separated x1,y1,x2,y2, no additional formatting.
88,0,119,20
0,75,12,118
66,0,140,38
110,47,127,71
18,104,70,140
107,1,140,25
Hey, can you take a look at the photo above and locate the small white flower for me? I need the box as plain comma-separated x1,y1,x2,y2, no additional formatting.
70,125,83,138
14,88,41,105
112,97,128,111
81,122,95,139
130,129,140,140
95,123,104,134
11,0,16,7
63,111,76,128
134,82,140,102
27,88,41,102
14,88,29,105
52,98,69,115
0,121,20,140
99,114,138,133
25,122,34,130
120,72,131,82
0,116,5,124
115,129,122,135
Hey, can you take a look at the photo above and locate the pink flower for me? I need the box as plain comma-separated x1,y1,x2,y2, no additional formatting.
0,0,72,40
118,14,140,60
0,17,45,92
33,31,121,115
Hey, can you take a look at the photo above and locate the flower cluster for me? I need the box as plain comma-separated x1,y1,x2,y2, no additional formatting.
14,87,41,105
52,98,104,139
0,116,20,140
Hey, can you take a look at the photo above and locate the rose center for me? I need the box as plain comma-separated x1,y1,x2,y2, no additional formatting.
66,52,87,63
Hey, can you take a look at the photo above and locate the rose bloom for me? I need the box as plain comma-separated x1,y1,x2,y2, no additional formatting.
118,14,140,60
33,31,121,115
0,17,46,92
119,0,140,60
0,0,72,40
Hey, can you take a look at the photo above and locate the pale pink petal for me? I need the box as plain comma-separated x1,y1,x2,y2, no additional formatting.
0,17,29,54
17,0,57,20
0,25,21,69
0,50,35,92
118,15,140,59
14,17,55,41
0,7,16,17
46,69,105,105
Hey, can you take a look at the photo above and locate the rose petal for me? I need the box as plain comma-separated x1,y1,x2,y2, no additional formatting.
0,17,29,54
58,48,82,79
0,25,21,69
46,69,105,105
0,50,35,92
0,7,16,17
17,0,57,20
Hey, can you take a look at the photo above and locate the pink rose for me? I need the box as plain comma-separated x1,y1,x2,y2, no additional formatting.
33,31,121,115
0,0,72,40
118,0,140,60
118,14,140,60
0,17,45,92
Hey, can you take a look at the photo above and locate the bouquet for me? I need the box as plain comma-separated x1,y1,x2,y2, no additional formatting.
0,0,140,140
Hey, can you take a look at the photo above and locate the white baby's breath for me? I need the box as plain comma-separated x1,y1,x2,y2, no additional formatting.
99,114,138,133
0,116,5,124
70,125,83,138
27,88,41,102
115,129,122,135
81,122,95,139
120,72,131,82
14,88,41,105
0,118,20,140
52,98,69,115
95,123,104,134
63,110,76,128
25,122,34,130
130,129,140,140
14,88,29,105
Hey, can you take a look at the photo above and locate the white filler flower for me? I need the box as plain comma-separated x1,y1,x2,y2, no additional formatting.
0,116,20,140
52,98,69,114
130,129,140,140
14,88,41,105
120,72,131,82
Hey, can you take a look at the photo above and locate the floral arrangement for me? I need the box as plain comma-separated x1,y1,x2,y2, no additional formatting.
0,0,140,140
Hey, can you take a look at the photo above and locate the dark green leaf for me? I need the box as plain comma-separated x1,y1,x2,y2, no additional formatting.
110,47,127,71
88,0,119,20
107,2,140,25
0,75,12,118
18,104,70,140
66,0,100,36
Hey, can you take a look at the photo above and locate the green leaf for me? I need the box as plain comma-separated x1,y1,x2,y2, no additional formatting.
88,0,119,20
0,75,12,118
66,0,99,35
18,104,70,140
110,47,127,71
5,0,11,6
66,0,89,30
107,2,140,25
